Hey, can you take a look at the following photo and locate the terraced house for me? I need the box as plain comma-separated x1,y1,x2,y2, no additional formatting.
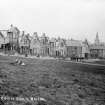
39,33,49,56
48,38,56,57
65,39,83,58
0,25,20,54
0,30,8,53
19,31,30,55
54,38,67,57
1,25,105,59
30,32,41,56
30,32,49,56
6,24,20,52
43,37,67,57
82,39,90,58
65,39,90,58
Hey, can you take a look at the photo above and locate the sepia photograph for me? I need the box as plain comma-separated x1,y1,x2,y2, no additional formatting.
0,0,105,105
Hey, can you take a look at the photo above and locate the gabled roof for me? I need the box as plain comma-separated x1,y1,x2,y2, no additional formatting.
90,44,105,50
65,39,83,47
0,30,8,38
0,31,5,44
32,33,39,41
49,38,57,42
9,25,20,34
0,32,4,38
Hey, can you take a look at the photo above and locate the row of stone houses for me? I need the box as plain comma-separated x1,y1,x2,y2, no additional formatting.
0,25,105,58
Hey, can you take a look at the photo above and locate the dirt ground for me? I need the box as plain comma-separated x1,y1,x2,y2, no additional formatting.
0,55,105,105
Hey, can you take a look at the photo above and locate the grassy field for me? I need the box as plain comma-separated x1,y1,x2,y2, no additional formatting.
0,55,105,105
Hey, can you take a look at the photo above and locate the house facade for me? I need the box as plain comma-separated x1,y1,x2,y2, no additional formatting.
1,25,105,59
39,33,49,56
54,38,67,57
30,32,41,56
5,25,20,52
90,33,105,58
30,32,49,56
0,25,20,54
82,39,90,58
19,31,30,55
0,30,10,53
65,39,83,58
48,38,56,57
90,45,105,58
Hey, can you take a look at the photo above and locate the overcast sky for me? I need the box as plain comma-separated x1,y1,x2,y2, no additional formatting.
0,0,105,43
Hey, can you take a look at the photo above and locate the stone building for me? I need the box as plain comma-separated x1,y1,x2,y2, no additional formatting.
90,32,105,58
65,38,90,59
65,39,83,58
48,38,56,57
0,30,9,53
54,38,67,57
30,32,49,56
30,32,41,56
90,45,105,58
39,33,49,56
19,31,30,55
82,39,90,58
6,25,20,51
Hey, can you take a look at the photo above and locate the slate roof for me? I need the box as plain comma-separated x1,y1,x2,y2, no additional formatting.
0,32,4,38
65,39,83,47
90,44,105,50
9,26,20,34
0,31,5,44
0,30,8,37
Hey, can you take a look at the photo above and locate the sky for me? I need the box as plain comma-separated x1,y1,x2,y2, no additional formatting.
0,0,105,43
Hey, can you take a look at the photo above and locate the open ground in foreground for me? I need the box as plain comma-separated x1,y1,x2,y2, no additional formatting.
0,56,105,105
